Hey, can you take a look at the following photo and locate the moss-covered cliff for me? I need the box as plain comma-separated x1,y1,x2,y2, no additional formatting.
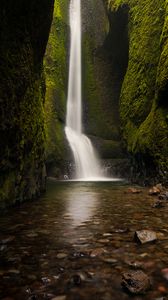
44,0,68,177
82,0,128,159
107,0,168,182
0,0,54,208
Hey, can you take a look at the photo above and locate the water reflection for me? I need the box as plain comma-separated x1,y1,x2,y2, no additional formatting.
65,187,99,226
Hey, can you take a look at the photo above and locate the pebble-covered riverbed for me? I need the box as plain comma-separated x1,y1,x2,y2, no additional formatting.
0,180,168,300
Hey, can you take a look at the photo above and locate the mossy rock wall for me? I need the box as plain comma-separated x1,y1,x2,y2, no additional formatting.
107,0,168,182
0,0,54,209
82,0,128,158
44,0,69,177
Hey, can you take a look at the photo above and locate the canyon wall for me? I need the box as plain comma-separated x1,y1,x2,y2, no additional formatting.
0,0,54,208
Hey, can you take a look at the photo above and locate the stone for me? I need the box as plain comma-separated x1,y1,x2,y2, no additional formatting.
7,269,20,275
134,230,157,244
56,253,68,259
26,233,38,238
161,268,168,280
149,186,161,195
155,183,164,192
159,191,168,200
127,188,142,194
71,274,82,286
103,233,112,237
122,270,151,294
51,296,66,300
1,236,15,244
152,200,165,208
158,285,167,293
97,239,110,244
125,260,143,269
90,248,105,257
155,298,168,300
102,258,117,264
41,277,51,284
112,228,129,233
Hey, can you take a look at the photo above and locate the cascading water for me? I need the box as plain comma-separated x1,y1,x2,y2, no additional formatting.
65,0,103,180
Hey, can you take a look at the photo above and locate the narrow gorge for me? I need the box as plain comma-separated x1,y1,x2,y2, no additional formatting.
0,1,168,299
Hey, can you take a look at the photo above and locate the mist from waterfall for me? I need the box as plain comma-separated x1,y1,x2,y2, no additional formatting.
65,0,103,180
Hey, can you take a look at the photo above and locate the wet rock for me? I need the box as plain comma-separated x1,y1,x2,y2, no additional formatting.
159,191,168,200
90,248,105,257
7,269,20,275
149,184,163,195
127,188,142,194
26,232,38,238
0,236,15,244
97,239,110,244
51,296,66,300
157,285,167,293
122,270,151,294
134,230,157,244
155,297,168,300
0,245,7,251
102,258,117,265
113,228,129,233
161,268,168,280
125,260,143,269
71,251,88,259
139,253,149,258
103,233,112,237
41,277,51,285
152,200,165,208
155,183,164,192
71,274,82,286
56,253,68,259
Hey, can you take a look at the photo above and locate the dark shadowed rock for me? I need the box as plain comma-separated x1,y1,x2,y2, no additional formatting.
1,236,15,244
122,270,151,294
134,230,157,244
70,274,82,286
152,200,165,208
159,191,168,200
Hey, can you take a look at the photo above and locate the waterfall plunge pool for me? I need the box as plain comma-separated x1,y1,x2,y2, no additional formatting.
0,179,168,299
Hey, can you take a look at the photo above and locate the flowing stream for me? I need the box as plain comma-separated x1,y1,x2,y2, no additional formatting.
65,0,103,180
0,180,168,300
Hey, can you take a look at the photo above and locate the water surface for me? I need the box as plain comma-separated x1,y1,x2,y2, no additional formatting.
0,180,168,299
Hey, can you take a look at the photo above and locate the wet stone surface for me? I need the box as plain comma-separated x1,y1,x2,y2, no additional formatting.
0,180,168,299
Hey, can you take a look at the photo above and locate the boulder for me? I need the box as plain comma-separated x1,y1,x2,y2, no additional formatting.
134,230,157,244
122,270,151,294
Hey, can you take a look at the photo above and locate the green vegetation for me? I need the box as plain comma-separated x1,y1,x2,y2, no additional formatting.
44,0,68,174
0,0,54,208
107,0,168,180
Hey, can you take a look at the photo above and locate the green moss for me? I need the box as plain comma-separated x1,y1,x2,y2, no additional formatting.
44,1,68,169
108,0,168,180
0,0,54,208
83,13,121,142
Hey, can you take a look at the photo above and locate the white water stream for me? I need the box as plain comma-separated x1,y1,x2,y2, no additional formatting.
65,0,119,181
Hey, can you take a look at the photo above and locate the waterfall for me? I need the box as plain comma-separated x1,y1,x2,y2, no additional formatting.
65,0,102,180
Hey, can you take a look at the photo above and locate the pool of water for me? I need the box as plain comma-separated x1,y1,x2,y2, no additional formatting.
0,180,168,299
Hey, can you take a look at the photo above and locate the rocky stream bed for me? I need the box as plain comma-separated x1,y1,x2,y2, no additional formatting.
0,180,168,300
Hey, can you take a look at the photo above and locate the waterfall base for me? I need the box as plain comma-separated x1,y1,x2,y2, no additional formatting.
65,126,104,179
